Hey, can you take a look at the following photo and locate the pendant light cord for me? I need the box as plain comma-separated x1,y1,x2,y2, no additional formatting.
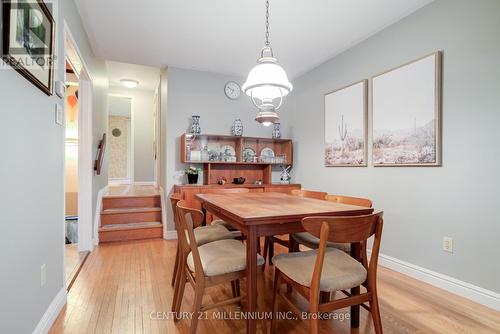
265,0,270,46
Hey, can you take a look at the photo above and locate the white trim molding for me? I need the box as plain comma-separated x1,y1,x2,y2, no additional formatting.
134,181,157,186
165,230,178,240
108,178,132,186
372,252,500,311
158,186,169,239
93,186,109,246
32,287,67,334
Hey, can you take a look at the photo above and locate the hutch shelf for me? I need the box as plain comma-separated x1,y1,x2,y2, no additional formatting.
180,133,293,185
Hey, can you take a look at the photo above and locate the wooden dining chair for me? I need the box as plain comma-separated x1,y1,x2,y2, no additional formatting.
203,187,253,229
290,189,328,200
291,194,373,252
325,194,373,208
263,189,328,269
169,194,234,288
203,187,265,252
271,213,384,334
172,200,265,334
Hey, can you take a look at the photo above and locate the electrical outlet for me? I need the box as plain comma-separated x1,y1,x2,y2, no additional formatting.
41,264,47,287
442,237,453,253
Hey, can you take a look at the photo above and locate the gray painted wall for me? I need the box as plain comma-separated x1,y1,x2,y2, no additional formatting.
164,67,291,230
0,0,108,331
286,0,500,293
109,86,156,182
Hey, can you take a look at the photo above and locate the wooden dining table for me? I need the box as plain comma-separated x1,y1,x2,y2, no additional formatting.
195,191,374,334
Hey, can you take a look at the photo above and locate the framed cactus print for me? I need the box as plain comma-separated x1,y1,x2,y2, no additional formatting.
324,80,368,167
372,52,442,166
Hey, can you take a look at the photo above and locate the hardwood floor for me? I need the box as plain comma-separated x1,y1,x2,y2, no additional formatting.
50,239,500,334
105,185,161,197
65,244,89,290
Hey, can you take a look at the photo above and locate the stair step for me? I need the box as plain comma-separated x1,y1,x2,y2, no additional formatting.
100,221,162,231
101,207,162,214
99,222,163,243
100,207,162,225
102,195,161,210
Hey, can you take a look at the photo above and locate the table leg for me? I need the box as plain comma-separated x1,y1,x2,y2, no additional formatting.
246,226,258,334
350,242,360,328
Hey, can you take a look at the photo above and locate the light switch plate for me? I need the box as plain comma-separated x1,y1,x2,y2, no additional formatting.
41,264,47,287
55,81,66,98
55,104,63,125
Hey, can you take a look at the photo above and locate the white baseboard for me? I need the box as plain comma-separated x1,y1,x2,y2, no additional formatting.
158,186,169,240
165,230,178,240
373,252,500,311
108,178,132,186
32,287,67,334
93,186,108,246
134,181,157,186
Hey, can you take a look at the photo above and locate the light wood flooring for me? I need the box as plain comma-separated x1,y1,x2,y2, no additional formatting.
65,243,89,290
105,185,161,197
51,239,500,334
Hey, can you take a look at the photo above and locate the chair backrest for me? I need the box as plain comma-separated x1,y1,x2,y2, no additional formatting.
302,213,384,296
203,187,252,194
325,194,373,208
176,200,205,277
290,189,327,200
169,193,183,229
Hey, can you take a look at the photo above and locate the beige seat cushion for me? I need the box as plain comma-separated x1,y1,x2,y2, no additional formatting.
187,239,265,276
292,232,350,252
211,219,238,231
191,225,234,246
272,248,367,292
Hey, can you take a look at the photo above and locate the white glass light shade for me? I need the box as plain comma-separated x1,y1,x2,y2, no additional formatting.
242,61,293,100
255,110,279,126
120,79,139,88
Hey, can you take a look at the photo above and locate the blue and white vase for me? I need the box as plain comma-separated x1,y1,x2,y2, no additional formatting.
191,115,201,134
272,122,281,139
231,119,243,136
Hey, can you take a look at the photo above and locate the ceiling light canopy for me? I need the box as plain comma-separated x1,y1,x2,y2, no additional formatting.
120,79,139,88
242,0,292,126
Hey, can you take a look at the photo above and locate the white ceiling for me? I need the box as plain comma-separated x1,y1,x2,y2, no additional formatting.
76,0,434,79
106,61,160,91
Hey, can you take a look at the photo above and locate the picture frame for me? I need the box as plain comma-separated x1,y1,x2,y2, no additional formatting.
324,79,368,167
2,0,55,95
372,51,442,167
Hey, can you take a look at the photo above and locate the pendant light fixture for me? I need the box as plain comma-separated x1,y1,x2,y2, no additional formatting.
242,0,293,126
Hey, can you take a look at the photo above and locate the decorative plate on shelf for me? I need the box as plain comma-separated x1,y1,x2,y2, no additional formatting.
221,145,236,162
243,148,256,162
260,147,275,162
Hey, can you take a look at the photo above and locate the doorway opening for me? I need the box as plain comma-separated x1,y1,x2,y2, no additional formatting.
63,24,93,290
108,95,133,185
64,58,88,289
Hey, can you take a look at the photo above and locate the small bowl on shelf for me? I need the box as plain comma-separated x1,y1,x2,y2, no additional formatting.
233,177,246,185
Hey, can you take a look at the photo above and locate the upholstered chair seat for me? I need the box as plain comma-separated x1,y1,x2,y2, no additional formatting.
191,225,234,246
211,219,237,231
292,232,350,252
273,248,366,291
187,239,265,276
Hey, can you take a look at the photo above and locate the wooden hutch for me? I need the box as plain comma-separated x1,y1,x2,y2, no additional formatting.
174,133,300,211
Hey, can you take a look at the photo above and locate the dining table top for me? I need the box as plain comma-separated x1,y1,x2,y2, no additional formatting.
195,192,374,225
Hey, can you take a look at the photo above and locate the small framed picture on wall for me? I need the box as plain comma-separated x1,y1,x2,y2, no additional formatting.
2,0,55,95
324,80,368,167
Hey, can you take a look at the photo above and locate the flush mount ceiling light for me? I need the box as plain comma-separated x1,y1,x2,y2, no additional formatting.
120,79,139,88
242,0,293,126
